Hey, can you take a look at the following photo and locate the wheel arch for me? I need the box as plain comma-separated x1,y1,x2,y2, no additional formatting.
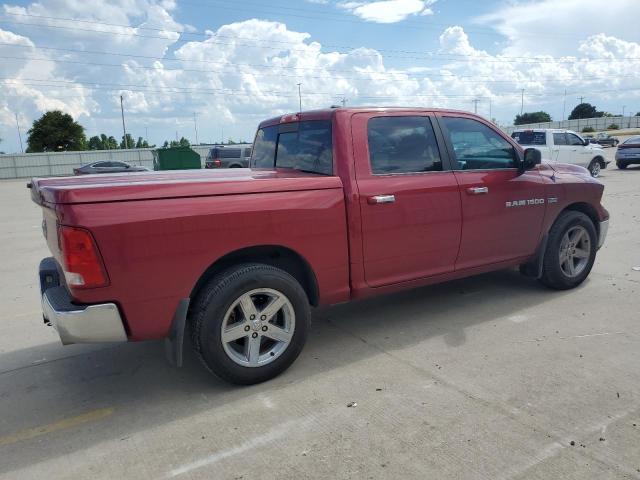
189,245,320,307
559,202,600,237
524,202,601,279
592,155,606,167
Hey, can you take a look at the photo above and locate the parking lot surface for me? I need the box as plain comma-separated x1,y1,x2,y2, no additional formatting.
1,156,639,479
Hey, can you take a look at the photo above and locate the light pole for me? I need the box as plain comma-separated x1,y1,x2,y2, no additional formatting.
520,89,525,115
193,112,199,145
120,95,128,149
622,105,626,117
15,112,23,153
297,83,302,113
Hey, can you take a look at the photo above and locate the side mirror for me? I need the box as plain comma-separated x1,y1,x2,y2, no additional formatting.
583,139,590,146
521,148,541,171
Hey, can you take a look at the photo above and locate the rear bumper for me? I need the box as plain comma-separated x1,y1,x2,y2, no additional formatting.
40,258,127,345
598,219,609,250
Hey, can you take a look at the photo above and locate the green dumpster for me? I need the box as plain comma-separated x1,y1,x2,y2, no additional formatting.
152,146,201,171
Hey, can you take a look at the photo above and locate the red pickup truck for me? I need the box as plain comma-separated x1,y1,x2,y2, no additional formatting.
31,108,609,385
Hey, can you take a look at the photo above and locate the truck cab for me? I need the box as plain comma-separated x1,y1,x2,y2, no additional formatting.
511,128,609,177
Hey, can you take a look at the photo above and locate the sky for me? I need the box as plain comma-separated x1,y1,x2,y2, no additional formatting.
0,0,639,153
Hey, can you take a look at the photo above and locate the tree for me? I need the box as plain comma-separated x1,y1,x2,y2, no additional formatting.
165,137,191,148
568,103,598,120
120,133,136,149
514,111,552,125
104,135,118,149
135,137,151,148
88,135,102,150
26,110,87,152
635,112,640,116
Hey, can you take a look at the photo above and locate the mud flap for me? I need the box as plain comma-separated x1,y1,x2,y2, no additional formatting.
164,299,190,367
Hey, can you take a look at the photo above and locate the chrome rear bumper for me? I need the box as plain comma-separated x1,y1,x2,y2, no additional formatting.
42,289,127,345
39,257,127,345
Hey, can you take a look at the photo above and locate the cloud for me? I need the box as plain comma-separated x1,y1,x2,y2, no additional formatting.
339,0,436,23
1,0,639,153
475,0,636,56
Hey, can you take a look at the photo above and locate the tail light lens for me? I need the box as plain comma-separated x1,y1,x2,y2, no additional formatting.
59,226,109,288
213,159,222,167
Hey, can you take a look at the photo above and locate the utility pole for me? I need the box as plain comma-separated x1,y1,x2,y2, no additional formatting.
622,105,626,117
145,126,149,146
193,112,199,145
297,83,302,113
15,112,23,153
578,96,585,104
221,126,224,145
341,97,347,107
120,95,128,149
520,89,525,115
472,98,480,114
562,89,567,121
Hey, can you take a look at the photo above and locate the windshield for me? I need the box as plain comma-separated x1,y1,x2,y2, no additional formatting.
251,120,333,175
511,131,546,145
623,136,640,144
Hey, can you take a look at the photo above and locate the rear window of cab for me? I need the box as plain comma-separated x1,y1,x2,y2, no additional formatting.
251,120,333,175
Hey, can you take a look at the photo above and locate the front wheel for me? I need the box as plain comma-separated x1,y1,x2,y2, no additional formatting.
588,159,601,177
539,211,597,290
190,264,310,385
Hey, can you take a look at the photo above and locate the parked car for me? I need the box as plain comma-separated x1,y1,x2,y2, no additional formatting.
615,136,640,169
582,135,598,144
511,128,608,177
31,108,609,385
205,145,252,168
73,161,149,175
594,132,620,147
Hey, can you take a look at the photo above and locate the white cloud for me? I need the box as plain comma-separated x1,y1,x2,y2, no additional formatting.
1,0,640,153
339,0,436,23
475,0,636,56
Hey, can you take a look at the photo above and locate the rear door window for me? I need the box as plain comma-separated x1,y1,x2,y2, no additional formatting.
218,149,241,159
367,116,442,174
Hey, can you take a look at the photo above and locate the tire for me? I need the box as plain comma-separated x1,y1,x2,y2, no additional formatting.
539,211,597,290
588,159,601,177
190,264,311,385
617,161,628,169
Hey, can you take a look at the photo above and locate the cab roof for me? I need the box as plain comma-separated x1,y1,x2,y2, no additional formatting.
257,107,480,129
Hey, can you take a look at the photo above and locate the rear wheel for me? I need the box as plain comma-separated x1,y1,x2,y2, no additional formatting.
617,161,628,169
539,211,597,290
588,159,601,177
190,264,310,385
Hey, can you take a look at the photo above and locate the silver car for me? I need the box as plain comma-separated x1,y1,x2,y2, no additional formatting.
615,136,640,169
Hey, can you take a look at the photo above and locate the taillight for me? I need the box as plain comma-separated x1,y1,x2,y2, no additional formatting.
59,226,109,288
214,159,222,167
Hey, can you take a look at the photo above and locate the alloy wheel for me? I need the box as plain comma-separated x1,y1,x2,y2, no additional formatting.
220,288,295,367
559,226,591,278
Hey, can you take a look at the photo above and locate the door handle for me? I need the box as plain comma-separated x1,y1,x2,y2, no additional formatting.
368,194,396,204
466,186,489,195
